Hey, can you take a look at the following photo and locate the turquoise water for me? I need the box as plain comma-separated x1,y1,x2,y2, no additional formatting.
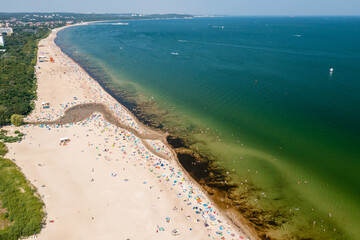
56,17,360,239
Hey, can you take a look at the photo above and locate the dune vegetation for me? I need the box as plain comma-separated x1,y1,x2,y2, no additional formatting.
0,130,45,240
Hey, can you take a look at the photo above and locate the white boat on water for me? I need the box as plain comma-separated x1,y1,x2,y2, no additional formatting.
171,52,179,55
212,26,225,29
330,68,334,72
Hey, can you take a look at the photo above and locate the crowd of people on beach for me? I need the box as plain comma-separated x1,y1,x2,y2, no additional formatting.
20,30,251,240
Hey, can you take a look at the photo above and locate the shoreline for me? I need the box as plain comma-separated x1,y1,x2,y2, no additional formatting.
53,23,259,239
3,22,257,240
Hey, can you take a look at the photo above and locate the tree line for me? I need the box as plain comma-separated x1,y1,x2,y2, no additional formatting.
0,27,53,125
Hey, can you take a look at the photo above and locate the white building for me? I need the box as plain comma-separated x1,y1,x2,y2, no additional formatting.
0,28,13,36
0,36,4,46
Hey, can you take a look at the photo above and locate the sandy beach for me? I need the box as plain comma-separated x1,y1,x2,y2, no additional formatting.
4,25,255,240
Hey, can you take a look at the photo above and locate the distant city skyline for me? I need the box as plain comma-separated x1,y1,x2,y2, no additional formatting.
1,0,360,16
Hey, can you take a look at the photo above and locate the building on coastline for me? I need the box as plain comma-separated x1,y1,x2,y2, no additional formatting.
0,36,4,46
39,56,49,62
0,27,13,36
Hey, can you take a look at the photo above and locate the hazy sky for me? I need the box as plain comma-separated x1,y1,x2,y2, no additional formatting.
2,0,360,16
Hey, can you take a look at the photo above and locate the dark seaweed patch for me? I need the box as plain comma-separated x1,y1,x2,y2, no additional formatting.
166,136,185,148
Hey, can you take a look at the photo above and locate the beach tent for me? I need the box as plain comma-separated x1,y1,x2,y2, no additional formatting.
60,137,70,145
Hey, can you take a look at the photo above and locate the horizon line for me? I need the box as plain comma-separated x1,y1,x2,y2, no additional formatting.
0,12,360,17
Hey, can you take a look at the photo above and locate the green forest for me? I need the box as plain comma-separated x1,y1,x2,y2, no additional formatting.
0,26,51,238
0,27,51,125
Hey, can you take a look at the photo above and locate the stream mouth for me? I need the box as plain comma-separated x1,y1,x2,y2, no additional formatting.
25,103,170,161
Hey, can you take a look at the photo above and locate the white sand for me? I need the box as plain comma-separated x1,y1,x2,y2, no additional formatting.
5,25,255,240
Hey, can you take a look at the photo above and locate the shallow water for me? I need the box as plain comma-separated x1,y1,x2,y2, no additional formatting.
56,17,360,239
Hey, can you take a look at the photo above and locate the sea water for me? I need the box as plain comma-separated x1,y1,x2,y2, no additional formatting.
56,17,360,239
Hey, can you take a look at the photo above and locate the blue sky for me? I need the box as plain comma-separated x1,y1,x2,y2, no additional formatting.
2,0,360,15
